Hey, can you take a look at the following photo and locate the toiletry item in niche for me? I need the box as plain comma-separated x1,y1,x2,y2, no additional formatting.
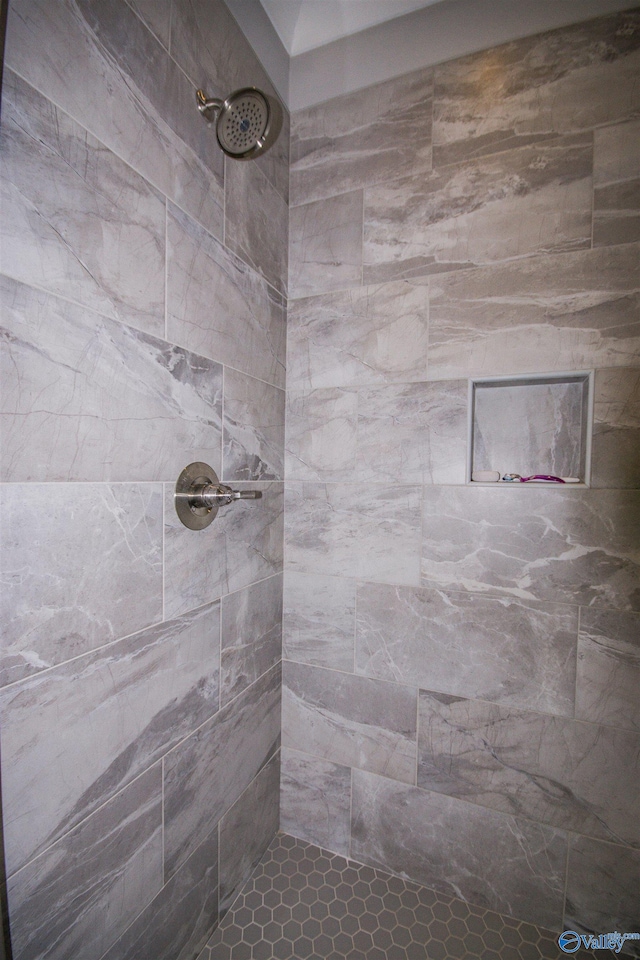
471,470,501,482
502,474,580,483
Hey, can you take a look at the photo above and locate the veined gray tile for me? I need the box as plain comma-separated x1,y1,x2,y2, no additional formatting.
167,204,286,388
351,769,566,929
565,836,640,957
363,137,592,283
285,388,358,481
285,483,421,586
592,367,640,489
291,68,433,206
164,481,283,619
225,160,288,296
432,11,640,167
101,827,218,960
163,663,281,879
7,766,163,960
594,120,640,188
222,369,284,482
282,661,417,785
421,486,640,610
427,243,640,379
0,602,220,875
280,747,351,857
126,0,171,48
0,276,223,483
286,278,429,390
357,380,467,484
0,482,162,688
593,119,640,245
289,191,362,299
356,582,577,717
5,0,224,238
0,71,165,336
220,574,282,706
417,692,639,847
283,571,356,672
219,753,280,915
577,607,640,733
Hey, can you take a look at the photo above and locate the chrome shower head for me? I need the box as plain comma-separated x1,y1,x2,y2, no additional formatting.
196,86,277,160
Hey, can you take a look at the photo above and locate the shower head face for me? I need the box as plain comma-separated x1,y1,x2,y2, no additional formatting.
216,88,271,160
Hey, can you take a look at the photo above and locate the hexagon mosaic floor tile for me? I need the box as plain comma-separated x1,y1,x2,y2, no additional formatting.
202,834,599,959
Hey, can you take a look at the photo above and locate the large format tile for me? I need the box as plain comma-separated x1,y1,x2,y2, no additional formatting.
427,243,640,379
126,0,171,48
287,278,429,390
0,276,223,483
280,748,351,857
351,769,566,930
7,766,163,960
593,118,640,248
163,663,281,879
421,486,640,610
222,369,285,482
220,574,282,706
282,661,417,784
285,387,358,481
164,481,283,619
0,71,165,336
417,692,639,847
6,0,224,237
576,607,640,733
0,482,163,688
591,367,640,489
285,482,422,586
289,191,362,299
283,571,356,672
432,11,640,167
291,68,433,206
166,204,286,389
0,603,220,875
364,137,592,284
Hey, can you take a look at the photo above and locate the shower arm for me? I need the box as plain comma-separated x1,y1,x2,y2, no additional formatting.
196,89,223,116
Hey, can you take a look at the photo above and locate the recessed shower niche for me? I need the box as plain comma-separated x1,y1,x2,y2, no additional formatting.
469,373,593,485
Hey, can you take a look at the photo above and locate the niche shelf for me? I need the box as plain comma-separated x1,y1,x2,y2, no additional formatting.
468,372,593,486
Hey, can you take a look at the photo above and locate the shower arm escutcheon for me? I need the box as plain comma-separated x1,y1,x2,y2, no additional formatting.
175,462,262,530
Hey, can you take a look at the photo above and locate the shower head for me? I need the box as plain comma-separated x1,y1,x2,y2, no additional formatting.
196,86,278,160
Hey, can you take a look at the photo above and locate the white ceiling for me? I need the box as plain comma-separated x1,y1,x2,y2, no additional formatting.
259,0,448,56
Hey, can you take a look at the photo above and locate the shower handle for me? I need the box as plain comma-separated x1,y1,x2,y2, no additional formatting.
175,462,262,530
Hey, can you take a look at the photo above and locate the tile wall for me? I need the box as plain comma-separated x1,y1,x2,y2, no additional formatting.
283,8,640,948
0,1,288,957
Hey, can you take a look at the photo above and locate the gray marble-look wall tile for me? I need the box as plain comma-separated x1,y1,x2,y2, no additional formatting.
163,663,281,880
577,607,640,733
0,71,165,336
291,68,433,206
565,836,640,957
432,11,640,167
219,752,280,915
593,118,640,248
417,692,639,847
427,243,640,379
363,136,592,284
285,482,421,586
0,482,162,688
282,661,417,784
356,582,577,717
166,204,286,389
220,575,282,706
0,602,220,876
351,768,566,930
7,765,163,960
101,827,218,960
164,481,283,619
0,276,223,484
6,0,224,238
285,388,358,481
289,191,362,300
222,369,284,482
421,486,640,611
126,0,171,48
225,160,288,297
280,747,351,857
594,119,640,187
592,367,640,489
286,277,429,390
283,571,356,672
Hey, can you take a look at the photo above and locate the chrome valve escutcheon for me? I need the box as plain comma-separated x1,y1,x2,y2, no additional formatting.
175,462,262,530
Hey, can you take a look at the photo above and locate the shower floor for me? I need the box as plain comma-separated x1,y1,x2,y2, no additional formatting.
201,833,597,960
